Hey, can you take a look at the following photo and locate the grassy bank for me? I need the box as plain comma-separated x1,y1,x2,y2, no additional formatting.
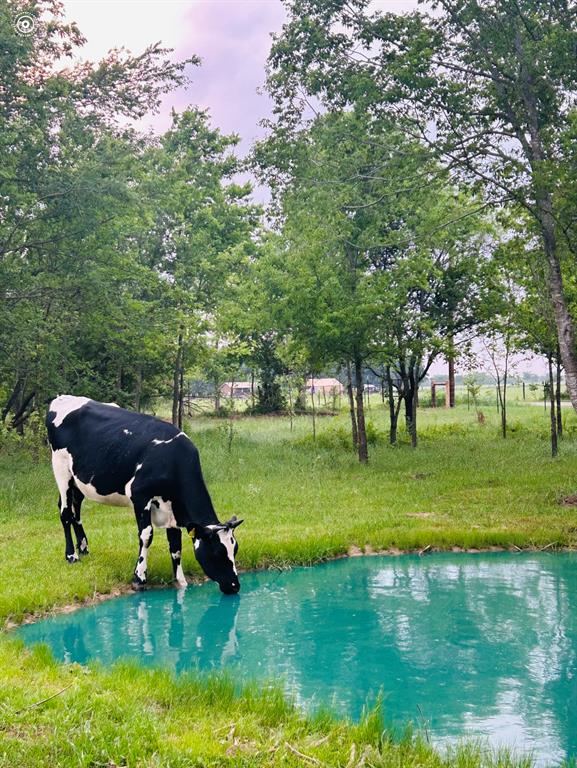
0,639,531,768
1,402,575,766
2,403,577,626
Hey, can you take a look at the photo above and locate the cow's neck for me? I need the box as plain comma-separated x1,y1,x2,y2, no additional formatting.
182,472,220,528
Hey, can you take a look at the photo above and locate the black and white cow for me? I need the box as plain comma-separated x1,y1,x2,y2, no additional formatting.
46,395,243,594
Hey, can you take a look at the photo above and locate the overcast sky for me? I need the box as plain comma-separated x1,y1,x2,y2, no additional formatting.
58,0,549,377
61,1,420,143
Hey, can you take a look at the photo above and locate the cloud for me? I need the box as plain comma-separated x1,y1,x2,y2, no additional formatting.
171,1,286,149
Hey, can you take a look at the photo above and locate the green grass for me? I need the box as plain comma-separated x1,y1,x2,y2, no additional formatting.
0,640,532,768
1,402,575,766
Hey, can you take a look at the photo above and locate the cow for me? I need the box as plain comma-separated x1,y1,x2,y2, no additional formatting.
45,395,243,594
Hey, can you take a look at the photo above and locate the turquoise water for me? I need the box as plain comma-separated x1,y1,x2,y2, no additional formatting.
16,553,577,764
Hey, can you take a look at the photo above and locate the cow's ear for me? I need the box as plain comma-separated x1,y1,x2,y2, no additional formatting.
227,516,244,529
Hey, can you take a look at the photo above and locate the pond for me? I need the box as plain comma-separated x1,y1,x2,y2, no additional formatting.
16,552,577,765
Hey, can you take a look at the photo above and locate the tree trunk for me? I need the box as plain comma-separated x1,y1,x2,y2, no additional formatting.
495,373,507,439
402,368,418,448
555,346,563,438
386,366,399,445
346,361,358,448
310,385,316,441
172,332,183,427
538,204,577,414
354,357,368,463
410,375,418,449
134,366,143,412
2,379,22,423
516,32,577,416
177,363,185,430
448,340,456,408
548,354,558,458
11,389,36,433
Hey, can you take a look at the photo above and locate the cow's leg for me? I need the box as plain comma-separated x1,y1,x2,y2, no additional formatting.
167,528,187,588
132,504,154,589
52,450,78,564
71,484,89,556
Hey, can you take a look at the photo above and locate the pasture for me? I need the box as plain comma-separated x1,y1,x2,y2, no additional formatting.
1,400,576,767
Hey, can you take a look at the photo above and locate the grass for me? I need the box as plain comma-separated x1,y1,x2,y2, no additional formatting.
0,400,575,766
0,640,532,768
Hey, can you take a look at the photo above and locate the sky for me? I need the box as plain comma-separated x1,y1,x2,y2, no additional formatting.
58,0,549,377
61,1,419,145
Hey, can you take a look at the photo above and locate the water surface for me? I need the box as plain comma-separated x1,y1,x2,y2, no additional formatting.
17,552,577,764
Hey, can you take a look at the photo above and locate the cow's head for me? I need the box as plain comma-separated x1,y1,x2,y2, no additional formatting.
192,516,243,594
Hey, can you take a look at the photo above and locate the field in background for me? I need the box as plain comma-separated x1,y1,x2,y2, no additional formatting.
177,381,557,418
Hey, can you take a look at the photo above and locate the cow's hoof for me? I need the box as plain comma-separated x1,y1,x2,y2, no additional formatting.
66,555,79,564
78,549,90,557
175,579,188,589
131,580,147,591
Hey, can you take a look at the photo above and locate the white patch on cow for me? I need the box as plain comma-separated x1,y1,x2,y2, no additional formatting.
124,463,142,502
170,550,181,560
51,447,74,501
73,476,131,507
151,432,186,445
147,496,177,528
194,538,200,551
175,564,187,587
140,525,153,545
123,429,132,435
50,395,91,427
105,402,120,408
217,529,238,575
135,525,153,582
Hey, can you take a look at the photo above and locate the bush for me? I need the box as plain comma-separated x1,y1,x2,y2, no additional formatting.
297,421,383,451
0,413,47,460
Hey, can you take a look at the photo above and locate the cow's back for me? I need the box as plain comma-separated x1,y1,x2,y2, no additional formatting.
46,396,182,497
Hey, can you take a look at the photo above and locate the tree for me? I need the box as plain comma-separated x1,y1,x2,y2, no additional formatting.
0,0,194,426
255,111,490,454
139,109,260,427
266,0,577,416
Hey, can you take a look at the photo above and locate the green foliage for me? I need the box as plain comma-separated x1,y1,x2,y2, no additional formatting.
0,3,260,430
265,0,577,412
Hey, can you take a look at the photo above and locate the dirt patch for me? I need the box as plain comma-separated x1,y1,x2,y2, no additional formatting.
561,494,577,507
2,578,209,632
406,512,434,519
348,545,363,557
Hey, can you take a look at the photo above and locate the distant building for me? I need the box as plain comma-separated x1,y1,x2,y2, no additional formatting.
307,377,344,395
220,381,253,399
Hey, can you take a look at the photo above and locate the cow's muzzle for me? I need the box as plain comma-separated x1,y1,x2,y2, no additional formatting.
220,580,240,595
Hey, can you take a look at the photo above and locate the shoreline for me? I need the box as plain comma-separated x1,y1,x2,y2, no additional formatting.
3,542,572,631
